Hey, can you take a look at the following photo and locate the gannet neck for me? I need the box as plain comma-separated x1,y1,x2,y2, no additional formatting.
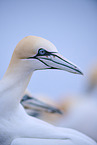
0,59,33,116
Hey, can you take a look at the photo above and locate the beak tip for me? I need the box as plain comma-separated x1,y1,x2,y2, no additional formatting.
79,71,84,75
70,69,84,75
74,67,84,75
51,109,63,114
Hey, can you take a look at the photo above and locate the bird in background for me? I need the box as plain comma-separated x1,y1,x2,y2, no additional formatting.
22,90,97,142
55,93,97,142
21,89,62,117
86,62,97,92
0,36,96,145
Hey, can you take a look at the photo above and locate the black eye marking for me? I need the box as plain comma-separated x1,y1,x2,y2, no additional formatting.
37,48,52,56
27,48,57,59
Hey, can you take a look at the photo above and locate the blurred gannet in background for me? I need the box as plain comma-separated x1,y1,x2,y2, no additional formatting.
0,36,96,145
55,94,97,141
21,89,62,116
33,93,97,141
86,63,97,92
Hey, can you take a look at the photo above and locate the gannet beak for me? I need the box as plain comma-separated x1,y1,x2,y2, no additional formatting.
21,95,62,114
27,48,83,75
37,52,83,75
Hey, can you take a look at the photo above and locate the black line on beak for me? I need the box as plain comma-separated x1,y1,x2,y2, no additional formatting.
39,57,83,74
52,54,77,68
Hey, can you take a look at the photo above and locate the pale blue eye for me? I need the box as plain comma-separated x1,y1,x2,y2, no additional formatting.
38,49,46,55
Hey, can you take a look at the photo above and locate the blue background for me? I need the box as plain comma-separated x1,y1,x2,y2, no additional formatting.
0,0,97,99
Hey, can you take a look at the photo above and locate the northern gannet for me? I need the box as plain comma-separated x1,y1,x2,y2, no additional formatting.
21,92,63,123
21,90,62,116
0,36,96,145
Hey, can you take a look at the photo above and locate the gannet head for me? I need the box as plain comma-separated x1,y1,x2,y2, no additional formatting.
12,36,83,74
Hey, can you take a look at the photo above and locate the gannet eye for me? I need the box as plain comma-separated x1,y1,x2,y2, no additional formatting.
38,48,46,55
